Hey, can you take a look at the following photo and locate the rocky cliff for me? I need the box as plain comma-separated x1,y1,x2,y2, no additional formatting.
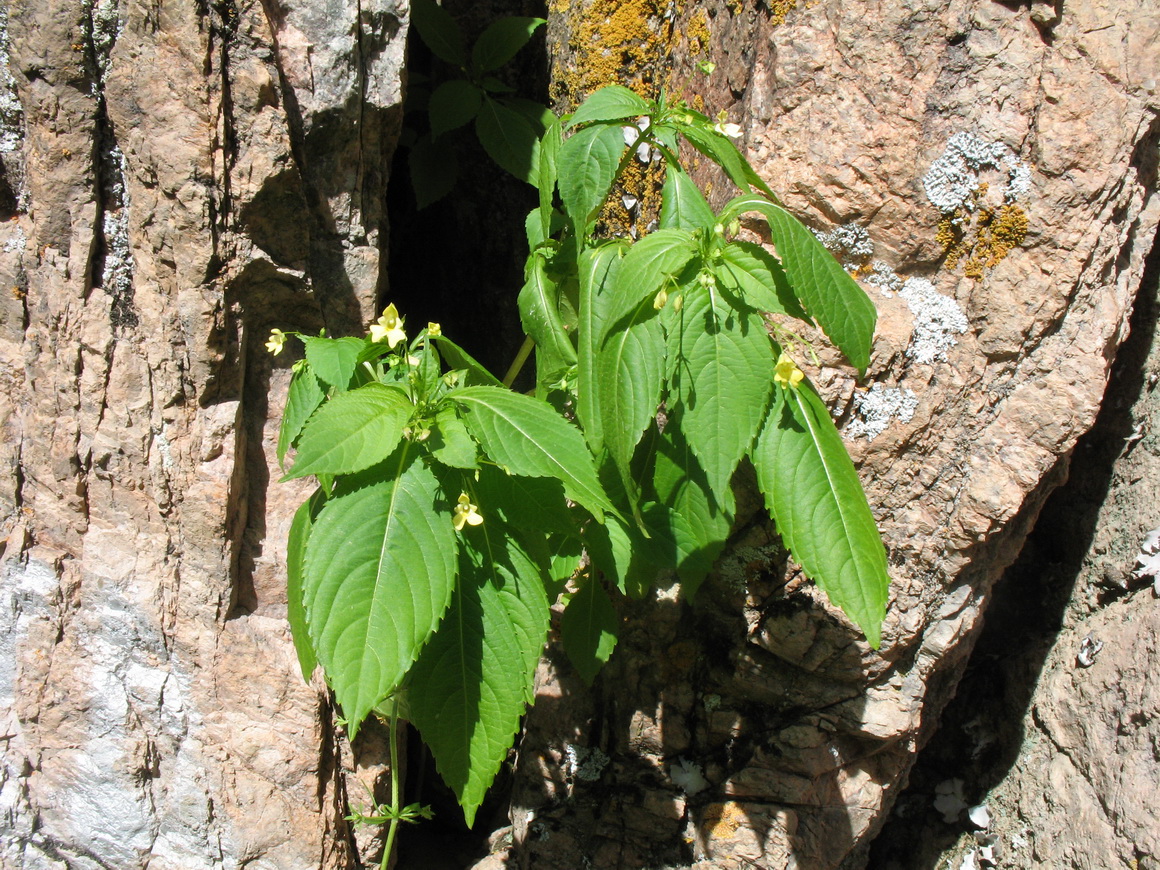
0,0,1156,868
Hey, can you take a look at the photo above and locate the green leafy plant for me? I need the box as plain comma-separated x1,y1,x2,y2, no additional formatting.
405,0,550,206
271,71,889,856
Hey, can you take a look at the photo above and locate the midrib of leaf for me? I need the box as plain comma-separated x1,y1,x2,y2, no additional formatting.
365,440,413,707
787,387,878,601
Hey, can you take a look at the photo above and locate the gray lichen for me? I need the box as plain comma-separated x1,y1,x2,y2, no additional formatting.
864,260,903,297
813,222,874,270
84,0,123,81
0,4,21,156
564,744,609,783
923,132,1030,215
101,145,135,325
845,384,919,441
898,277,968,364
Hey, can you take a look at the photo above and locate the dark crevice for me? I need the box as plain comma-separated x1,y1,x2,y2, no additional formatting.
390,3,549,864
83,1,137,330
867,210,1160,869
383,0,547,381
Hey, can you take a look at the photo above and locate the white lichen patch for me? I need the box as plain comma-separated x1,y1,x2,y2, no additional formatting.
845,384,919,441
0,3,23,155
85,0,124,81
669,757,709,794
102,145,135,313
564,744,609,783
813,222,874,270
898,277,968,364
3,224,24,253
864,260,903,297
923,132,1030,215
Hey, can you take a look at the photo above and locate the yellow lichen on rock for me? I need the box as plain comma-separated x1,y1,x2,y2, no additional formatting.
768,0,798,26
938,182,1028,278
551,0,672,108
687,9,712,55
703,801,748,839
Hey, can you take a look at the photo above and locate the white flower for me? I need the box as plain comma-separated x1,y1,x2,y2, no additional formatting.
713,121,743,139
623,116,656,163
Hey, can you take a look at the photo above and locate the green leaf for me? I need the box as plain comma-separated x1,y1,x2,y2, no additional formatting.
302,335,365,392
450,386,617,520
286,489,325,682
408,526,549,826
576,241,628,453
475,464,575,535
547,533,583,592
429,80,482,140
659,164,715,230
561,578,618,684
644,418,734,596
586,508,666,599
536,117,562,240
278,364,326,465
666,285,774,498
429,335,504,387
607,228,698,325
476,97,541,184
718,195,877,369
429,406,478,469
752,383,889,647
557,123,626,236
303,448,457,731
472,16,546,71
283,383,414,480
597,295,664,484
518,253,577,369
410,0,466,65
503,97,555,135
679,123,776,199
717,240,809,320
410,133,459,209
567,85,651,128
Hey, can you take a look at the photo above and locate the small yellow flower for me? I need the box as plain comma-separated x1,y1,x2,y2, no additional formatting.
370,303,407,347
653,288,669,310
774,352,805,389
453,493,483,531
265,328,286,355
427,322,442,336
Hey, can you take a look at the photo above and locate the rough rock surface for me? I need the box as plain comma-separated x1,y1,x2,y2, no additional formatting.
508,1,1160,868
870,243,1160,870
0,0,406,866
0,0,1157,868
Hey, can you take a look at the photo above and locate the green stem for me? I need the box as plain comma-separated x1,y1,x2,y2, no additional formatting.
380,699,401,870
502,336,535,388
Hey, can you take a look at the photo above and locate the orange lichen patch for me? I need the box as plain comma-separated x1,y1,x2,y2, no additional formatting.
552,0,672,108
598,156,664,237
687,8,711,55
768,0,798,26
552,0,675,236
938,181,1028,277
703,801,748,839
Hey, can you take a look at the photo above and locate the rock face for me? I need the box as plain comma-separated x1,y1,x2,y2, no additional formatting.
0,0,407,866
507,1,1160,868
0,1,1157,869
869,246,1160,870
